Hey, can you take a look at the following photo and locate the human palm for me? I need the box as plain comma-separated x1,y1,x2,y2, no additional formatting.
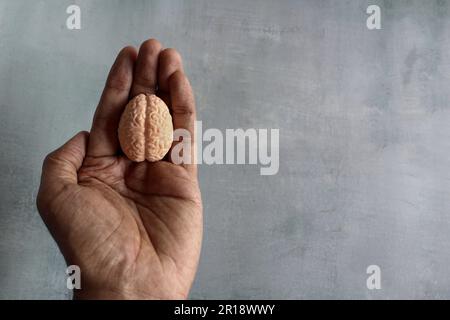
37,39,202,299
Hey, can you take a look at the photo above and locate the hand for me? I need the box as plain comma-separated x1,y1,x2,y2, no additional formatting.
36,39,202,299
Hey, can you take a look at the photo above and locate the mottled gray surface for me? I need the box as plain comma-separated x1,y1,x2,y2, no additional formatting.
1,0,450,299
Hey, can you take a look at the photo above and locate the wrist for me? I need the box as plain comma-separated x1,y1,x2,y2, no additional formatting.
72,287,187,300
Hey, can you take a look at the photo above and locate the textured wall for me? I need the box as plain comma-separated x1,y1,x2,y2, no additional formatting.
1,0,450,299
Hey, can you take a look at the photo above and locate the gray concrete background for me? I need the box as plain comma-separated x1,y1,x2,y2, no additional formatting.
1,0,450,299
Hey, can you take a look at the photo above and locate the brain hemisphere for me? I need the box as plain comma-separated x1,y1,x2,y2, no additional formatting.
118,94,173,162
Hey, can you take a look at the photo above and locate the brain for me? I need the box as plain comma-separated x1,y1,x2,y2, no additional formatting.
118,93,173,162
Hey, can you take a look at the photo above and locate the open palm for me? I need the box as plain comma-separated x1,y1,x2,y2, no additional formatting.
37,39,202,299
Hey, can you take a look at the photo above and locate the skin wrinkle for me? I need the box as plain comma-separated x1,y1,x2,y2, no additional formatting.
82,213,126,263
153,197,202,244
124,215,148,277
81,249,131,298
137,201,183,251
171,108,195,116
56,194,124,274
135,204,165,269
78,160,194,286
119,194,161,261
40,185,80,222
79,158,130,192
135,195,200,288
126,167,198,196
44,155,77,177
71,199,144,293
80,156,121,172
50,145,85,169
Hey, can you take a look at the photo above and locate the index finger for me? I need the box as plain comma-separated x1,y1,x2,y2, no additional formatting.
87,46,137,157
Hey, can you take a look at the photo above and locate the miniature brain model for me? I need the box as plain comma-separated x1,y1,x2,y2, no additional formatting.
118,93,173,162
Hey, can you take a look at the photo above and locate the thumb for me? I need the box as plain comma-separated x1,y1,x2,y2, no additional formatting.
37,131,89,211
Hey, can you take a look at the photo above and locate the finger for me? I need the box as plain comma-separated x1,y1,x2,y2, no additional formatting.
130,39,162,98
168,71,197,171
157,49,195,167
87,46,137,157
169,70,196,136
157,48,183,93
38,131,89,201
